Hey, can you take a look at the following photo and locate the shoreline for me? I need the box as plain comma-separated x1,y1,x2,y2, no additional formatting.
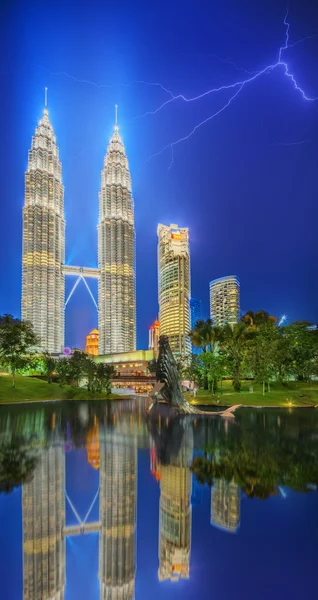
0,395,126,406
0,396,316,409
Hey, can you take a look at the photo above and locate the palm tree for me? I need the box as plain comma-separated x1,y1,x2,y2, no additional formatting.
189,319,224,390
189,319,212,352
189,318,223,353
241,310,277,330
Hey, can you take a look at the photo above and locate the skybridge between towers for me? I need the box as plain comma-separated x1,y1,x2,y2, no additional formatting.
62,487,101,537
63,265,99,309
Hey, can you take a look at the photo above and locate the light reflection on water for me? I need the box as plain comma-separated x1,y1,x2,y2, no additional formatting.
0,398,318,599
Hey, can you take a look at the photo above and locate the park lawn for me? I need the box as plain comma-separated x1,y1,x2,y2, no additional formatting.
187,379,318,407
0,374,121,403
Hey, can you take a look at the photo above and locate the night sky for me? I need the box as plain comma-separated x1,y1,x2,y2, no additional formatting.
0,0,317,350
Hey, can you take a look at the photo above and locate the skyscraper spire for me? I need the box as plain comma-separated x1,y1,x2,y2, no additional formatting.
44,86,48,109
22,98,65,353
98,116,136,354
115,104,118,130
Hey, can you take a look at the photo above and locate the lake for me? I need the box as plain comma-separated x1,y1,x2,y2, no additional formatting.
0,398,318,599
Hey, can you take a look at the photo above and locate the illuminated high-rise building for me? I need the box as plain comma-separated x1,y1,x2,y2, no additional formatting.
158,427,193,582
157,224,191,359
148,320,160,358
209,276,240,327
85,328,99,355
211,479,240,533
22,94,65,353
98,113,136,355
22,444,66,600
99,431,137,599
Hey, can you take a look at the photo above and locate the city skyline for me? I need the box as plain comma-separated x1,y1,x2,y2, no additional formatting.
1,0,317,350
13,97,317,353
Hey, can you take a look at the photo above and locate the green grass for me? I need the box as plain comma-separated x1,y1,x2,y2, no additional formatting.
0,374,121,403
2,374,317,408
187,379,318,407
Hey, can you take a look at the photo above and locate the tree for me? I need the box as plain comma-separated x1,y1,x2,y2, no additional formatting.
189,319,223,354
241,310,277,330
189,319,223,389
43,353,57,384
55,358,70,387
0,314,39,387
198,352,227,394
183,355,202,389
189,319,212,353
0,441,39,494
95,363,115,394
220,322,250,391
284,322,318,382
83,358,97,392
148,358,157,373
68,350,88,387
244,323,277,394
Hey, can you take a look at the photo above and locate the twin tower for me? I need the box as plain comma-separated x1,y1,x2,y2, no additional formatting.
22,101,136,355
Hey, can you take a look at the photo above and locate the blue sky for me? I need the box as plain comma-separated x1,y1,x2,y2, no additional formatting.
0,0,317,348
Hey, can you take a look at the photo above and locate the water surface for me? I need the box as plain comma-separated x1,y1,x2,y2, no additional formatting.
0,399,318,599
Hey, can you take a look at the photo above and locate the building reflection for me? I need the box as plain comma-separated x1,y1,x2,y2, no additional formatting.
152,419,193,582
86,417,100,470
21,411,138,600
210,479,240,533
22,443,66,600
99,428,137,600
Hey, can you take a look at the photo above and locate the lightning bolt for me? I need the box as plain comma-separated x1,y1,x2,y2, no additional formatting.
40,12,317,168
272,139,309,146
39,67,174,98
148,84,244,163
144,11,317,165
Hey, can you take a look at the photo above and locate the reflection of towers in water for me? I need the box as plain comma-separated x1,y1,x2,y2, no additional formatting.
211,479,240,533
99,430,137,599
22,444,65,600
86,417,100,470
158,425,193,582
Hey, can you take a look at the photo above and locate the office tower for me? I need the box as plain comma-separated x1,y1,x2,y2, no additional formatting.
148,320,160,358
98,115,136,355
99,431,137,600
85,328,99,355
22,444,66,599
211,479,240,533
209,276,240,327
190,297,202,355
157,224,191,359
190,297,202,329
158,426,193,581
22,96,65,353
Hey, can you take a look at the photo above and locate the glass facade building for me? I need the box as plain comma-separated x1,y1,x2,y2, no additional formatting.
98,124,136,355
22,105,65,353
209,276,240,327
157,224,191,360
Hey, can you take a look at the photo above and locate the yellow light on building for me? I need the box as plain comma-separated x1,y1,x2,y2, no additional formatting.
22,99,65,353
85,328,99,356
209,276,240,327
157,224,191,360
